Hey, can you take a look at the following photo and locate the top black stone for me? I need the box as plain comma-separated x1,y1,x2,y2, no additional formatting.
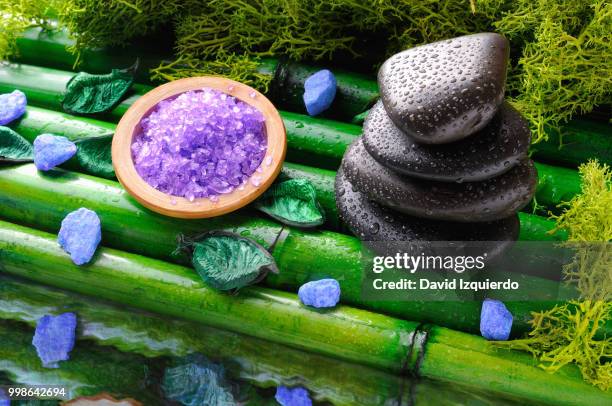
378,33,508,144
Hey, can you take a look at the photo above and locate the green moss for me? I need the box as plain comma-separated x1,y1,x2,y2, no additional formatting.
172,0,395,61
552,160,611,244
9,2,606,141
388,1,502,52
57,0,185,51
151,51,272,92
552,160,611,303
496,161,612,390
0,0,60,60
497,301,611,391
155,1,501,93
489,0,612,143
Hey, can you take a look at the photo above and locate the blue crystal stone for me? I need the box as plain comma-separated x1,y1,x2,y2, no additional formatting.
303,70,337,116
0,89,27,125
0,388,9,406
58,208,102,265
275,386,312,406
32,312,77,368
480,298,513,340
33,134,77,171
298,278,341,308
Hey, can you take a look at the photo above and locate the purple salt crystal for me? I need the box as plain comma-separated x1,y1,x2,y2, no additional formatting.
33,134,77,171
131,88,267,200
480,298,513,341
303,70,337,116
275,386,312,406
298,279,341,308
58,208,102,265
32,312,77,368
0,89,27,125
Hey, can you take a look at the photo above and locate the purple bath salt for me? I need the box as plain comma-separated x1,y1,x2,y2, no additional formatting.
131,88,267,201
298,278,341,308
275,386,312,406
32,312,77,368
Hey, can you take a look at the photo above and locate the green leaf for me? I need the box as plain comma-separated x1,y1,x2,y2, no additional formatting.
0,126,33,164
74,134,115,179
61,62,137,115
255,178,325,228
190,232,278,291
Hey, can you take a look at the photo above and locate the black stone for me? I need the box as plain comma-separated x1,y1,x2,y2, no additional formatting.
362,100,530,182
341,138,537,222
378,33,508,144
335,168,519,257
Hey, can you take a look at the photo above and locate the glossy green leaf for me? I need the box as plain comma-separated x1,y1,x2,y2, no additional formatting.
74,134,115,179
190,232,278,291
61,64,136,115
0,126,33,164
255,178,325,227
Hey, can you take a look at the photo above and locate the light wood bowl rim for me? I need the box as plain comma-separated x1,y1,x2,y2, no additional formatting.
112,76,286,219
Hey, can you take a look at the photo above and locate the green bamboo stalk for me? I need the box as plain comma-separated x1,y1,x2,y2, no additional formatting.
534,161,583,211
0,276,408,406
0,63,359,171
517,211,566,241
419,326,612,406
15,27,170,84
14,27,379,120
269,60,379,120
0,320,160,403
0,164,585,338
0,219,416,373
531,120,612,167
1,225,609,405
0,62,148,123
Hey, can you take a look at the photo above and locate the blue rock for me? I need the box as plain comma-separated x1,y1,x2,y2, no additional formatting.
303,69,337,116
0,388,9,406
162,354,235,406
298,278,341,308
480,298,513,340
33,134,77,171
275,386,312,406
32,312,77,368
0,89,27,125
58,208,102,265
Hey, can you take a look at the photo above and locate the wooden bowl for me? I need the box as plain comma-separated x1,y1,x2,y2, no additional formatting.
112,77,286,219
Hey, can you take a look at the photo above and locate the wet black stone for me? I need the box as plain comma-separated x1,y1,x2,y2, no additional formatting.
341,138,537,222
362,100,530,182
378,33,509,144
335,168,519,257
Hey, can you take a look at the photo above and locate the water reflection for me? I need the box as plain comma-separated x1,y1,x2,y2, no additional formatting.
0,276,528,405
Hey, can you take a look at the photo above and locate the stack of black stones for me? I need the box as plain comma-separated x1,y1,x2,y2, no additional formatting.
335,33,537,255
